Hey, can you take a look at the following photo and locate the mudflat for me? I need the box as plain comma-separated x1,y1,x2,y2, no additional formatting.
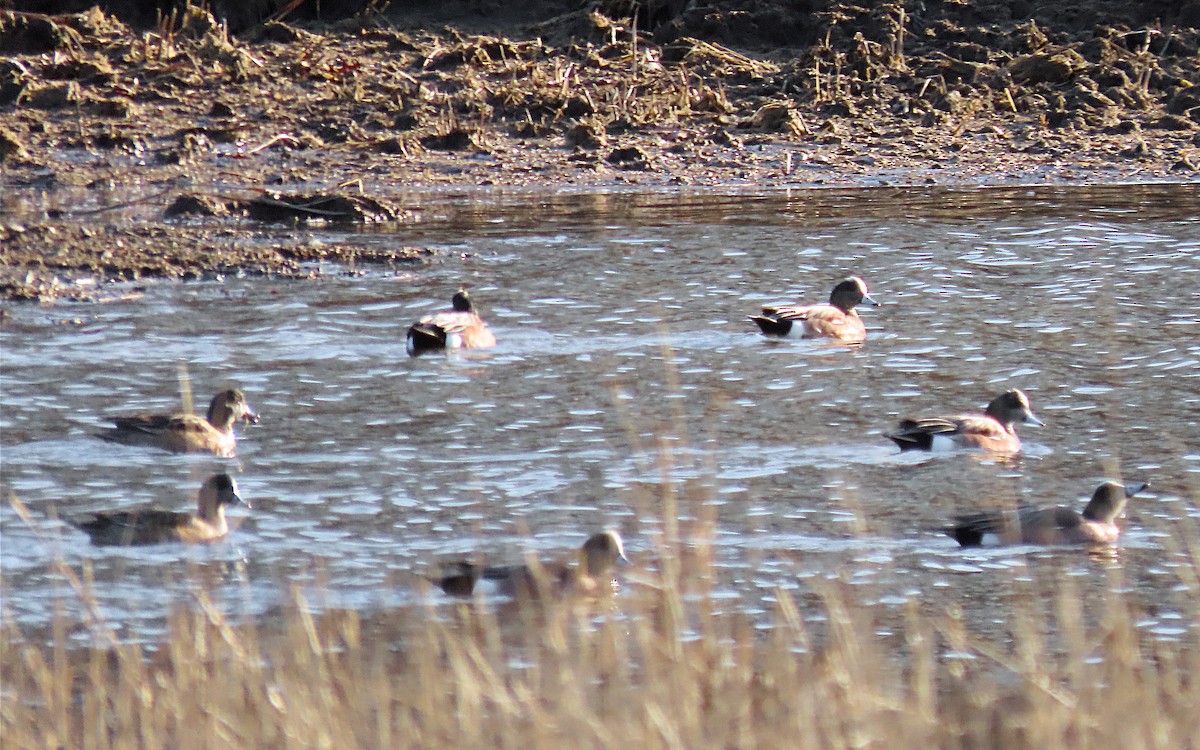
2,1,1198,301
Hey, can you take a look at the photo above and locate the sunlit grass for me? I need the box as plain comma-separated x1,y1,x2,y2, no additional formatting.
4,499,1198,750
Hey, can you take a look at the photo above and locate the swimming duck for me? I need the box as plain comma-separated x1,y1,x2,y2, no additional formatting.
749,276,879,343
96,388,259,458
431,530,628,599
406,289,496,356
885,389,1043,454
946,481,1147,547
67,473,247,546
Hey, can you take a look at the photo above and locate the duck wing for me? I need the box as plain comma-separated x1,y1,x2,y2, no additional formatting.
110,413,176,434
759,303,817,321
69,509,191,545
886,415,962,450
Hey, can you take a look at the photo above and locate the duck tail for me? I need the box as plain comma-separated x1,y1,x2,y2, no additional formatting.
885,421,933,451
944,525,985,547
419,562,479,597
748,315,793,336
406,324,446,356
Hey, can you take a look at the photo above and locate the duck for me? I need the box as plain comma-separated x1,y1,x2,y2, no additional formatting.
67,473,247,546
749,276,880,343
430,530,628,599
946,481,1147,547
95,388,260,458
885,389,1043,454
406,289,496,356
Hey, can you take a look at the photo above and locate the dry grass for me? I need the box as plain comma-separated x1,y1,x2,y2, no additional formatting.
4,510,1199,750
5,358,1198,747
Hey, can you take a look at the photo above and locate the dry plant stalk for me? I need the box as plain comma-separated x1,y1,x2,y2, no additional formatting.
5,355,1199,747
3,509,1199,749
681,37,782,78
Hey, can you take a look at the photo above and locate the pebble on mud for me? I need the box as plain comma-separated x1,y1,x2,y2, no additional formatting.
607,145,651,168
420,129,482,152
565,119,608,150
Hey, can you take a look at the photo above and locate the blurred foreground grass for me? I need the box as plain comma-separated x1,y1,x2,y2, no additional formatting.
4,515,1199,750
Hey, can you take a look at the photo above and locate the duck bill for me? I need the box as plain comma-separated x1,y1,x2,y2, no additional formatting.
243,408,261,425
861,293,881,307
1024,411,1045,427
1124,481,1148,497
233,492,251,509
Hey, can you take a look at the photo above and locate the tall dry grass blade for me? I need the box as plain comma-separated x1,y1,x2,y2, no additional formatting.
177,360,193,416
6,493,119,648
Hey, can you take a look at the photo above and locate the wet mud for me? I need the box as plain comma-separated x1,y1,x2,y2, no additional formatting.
2,1,1198,301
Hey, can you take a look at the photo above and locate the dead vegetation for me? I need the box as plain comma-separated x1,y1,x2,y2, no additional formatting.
1,2,1199,301
3,510,1199,749
1,1,1197,181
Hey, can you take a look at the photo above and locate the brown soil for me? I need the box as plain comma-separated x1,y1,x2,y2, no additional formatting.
2,1,1199,302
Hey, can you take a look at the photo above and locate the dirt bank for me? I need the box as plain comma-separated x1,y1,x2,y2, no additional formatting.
1,1,1198,301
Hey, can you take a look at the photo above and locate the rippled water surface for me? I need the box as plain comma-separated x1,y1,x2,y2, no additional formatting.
3,184,1199,644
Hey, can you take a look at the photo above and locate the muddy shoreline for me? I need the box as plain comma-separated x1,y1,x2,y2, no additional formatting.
2,2,1199,302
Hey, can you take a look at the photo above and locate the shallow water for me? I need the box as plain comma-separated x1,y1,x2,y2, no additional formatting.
2,183,1199,645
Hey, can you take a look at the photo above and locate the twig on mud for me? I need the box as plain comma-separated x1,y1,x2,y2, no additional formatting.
631,13,639,79
1003,87,1018,113
267,0,307,25
239,49,267,70
245,132,301,155
791,109,810,136
890,5,907,69
393,69,420,86
682,37,780,77
1158,30,1174,56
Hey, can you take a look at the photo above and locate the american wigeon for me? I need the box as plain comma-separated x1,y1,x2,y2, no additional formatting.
431,530,628,599
96,388,259,458
946,481,1147,547
67,473,247,546
749,276,880,343
886,389,1044,454
406,289,496,356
